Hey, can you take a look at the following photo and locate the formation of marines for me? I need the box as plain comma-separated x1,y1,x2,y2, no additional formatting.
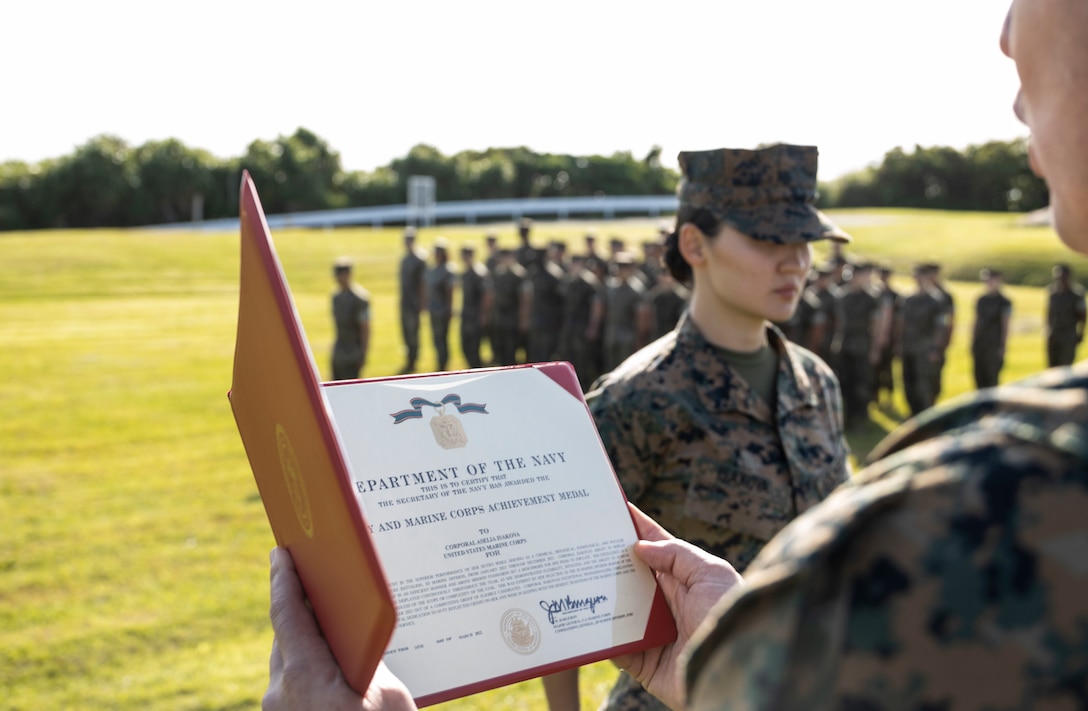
398,219,689,392
777,257,954,427
778,258,1086,427
395,221,1087,419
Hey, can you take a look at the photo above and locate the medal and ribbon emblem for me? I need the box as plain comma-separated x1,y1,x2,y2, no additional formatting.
390,393,488,449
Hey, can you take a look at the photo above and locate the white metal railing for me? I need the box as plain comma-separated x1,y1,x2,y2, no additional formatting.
155,195,679,231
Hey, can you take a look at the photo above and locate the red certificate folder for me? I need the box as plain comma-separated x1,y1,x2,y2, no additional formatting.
228,172,675,706
228,171,396,694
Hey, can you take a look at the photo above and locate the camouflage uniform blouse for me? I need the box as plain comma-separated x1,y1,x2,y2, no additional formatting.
686,363,1088,710
587,312,851,572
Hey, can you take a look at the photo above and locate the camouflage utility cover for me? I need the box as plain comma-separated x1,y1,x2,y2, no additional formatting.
677,144,850,245
685,363,1088,710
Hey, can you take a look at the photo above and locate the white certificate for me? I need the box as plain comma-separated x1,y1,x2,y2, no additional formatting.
324,365,661,703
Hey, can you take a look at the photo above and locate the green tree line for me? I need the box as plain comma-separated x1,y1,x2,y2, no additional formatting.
0,129,678,230
821,139,1049,212
0,130,1047,230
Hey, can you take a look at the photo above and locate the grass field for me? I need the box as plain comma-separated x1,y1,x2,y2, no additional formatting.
1,208,1083,710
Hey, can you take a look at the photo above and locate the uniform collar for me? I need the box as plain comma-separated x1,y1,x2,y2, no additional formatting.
676,313,819,420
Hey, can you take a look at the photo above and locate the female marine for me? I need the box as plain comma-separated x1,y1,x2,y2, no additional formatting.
583,143,852,710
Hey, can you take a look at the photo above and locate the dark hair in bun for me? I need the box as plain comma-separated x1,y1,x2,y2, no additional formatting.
664,207,721,285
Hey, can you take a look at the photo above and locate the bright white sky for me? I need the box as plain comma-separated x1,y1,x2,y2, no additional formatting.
2,0,1023,181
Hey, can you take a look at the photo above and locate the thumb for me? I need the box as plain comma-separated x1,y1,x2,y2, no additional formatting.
631,539,678,576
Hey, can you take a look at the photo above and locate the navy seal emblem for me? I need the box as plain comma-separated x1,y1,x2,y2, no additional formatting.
500,608,541,655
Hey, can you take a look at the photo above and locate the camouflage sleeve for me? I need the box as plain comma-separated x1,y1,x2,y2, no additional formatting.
588,384,667,503
684,417,1088,710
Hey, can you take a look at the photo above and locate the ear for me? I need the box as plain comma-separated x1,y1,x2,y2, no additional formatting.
678,223,708,268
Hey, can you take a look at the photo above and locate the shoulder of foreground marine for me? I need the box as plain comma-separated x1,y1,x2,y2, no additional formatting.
868,361,1088,463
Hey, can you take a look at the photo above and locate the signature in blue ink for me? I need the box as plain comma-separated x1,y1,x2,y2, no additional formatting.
539,594,609,625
